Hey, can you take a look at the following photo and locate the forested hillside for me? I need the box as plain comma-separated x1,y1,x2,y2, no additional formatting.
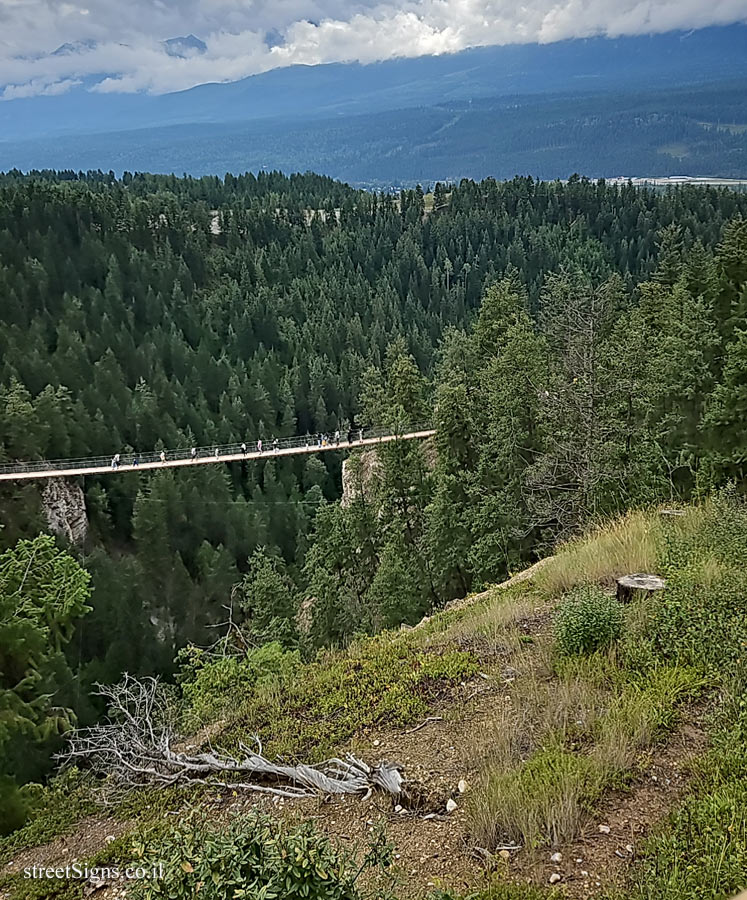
1,170,746,784
4,79,747,184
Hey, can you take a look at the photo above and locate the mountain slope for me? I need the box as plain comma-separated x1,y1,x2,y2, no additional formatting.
2,25,747,143
3,80,746,184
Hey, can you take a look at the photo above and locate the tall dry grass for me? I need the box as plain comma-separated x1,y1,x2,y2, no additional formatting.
534,505,708,596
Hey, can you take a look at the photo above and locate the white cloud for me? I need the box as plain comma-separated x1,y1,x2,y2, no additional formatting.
1,76,81,99
0,0,746,97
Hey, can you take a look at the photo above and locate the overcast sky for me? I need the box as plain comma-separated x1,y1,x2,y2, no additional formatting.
2,0,747,98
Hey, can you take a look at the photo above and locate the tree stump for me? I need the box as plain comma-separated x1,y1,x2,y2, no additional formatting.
616,573,667,604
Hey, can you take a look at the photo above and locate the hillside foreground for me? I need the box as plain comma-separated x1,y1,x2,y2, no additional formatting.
1,496,746,900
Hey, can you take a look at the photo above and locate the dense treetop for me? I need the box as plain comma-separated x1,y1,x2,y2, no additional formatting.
0,169,745,698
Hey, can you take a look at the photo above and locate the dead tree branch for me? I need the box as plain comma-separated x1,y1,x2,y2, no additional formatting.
58,675,403,801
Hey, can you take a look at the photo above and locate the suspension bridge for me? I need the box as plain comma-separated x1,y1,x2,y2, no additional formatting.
0,426,436,483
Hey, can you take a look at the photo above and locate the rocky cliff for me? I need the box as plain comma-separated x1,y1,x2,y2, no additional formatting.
42,477,88,546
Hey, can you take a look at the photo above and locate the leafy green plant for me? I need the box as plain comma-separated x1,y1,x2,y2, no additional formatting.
130,813,393,900
177,641,300,729
629,692,747,900
554,586,624,656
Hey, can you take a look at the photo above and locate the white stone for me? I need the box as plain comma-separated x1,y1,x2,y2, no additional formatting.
458,779,468,793
550,852,563,863
598,824,611,834
549,873,562,884
445,798,458,813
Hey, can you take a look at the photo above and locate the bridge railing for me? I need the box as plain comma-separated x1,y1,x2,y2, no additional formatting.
0,424,434,477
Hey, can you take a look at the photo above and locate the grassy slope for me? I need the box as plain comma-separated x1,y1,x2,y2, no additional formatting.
2,498,746,900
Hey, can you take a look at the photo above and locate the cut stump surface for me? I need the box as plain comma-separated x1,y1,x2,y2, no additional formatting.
616,573,667,603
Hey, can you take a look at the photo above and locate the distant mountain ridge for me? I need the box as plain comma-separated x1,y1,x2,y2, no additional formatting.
1,25,746,144
164,35,207,58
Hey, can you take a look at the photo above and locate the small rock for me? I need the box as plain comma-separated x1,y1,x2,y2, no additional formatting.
373,739,380,747
445,798,458,813
458,779,469,794
394,804,403,813
549,873,562,884
581,870,589,877
550,852,563,863
105,835,116,844
575,858,583,863
626,844,634,854
498,850,511,861
598,824,611,834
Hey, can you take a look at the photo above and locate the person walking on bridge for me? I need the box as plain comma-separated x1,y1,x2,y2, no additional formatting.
241,441,247,456
191,447,197,461
334,429,340,446
214,447,220,459
272,437,279,454
257,438,263,454
160,450,166,464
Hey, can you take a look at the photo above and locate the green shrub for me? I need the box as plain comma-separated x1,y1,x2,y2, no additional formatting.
215,633,477,760
554,586,624,656
630,694,747,900
130,813,392,900
178,641,300,729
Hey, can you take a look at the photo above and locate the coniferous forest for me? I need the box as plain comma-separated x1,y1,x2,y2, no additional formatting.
1,170,747,818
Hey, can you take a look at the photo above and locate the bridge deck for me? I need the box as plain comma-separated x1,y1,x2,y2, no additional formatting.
0,429,436,482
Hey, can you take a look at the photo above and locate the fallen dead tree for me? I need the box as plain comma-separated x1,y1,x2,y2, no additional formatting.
58,674,403,801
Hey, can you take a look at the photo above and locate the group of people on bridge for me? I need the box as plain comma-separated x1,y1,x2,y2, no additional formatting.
110,428,366,470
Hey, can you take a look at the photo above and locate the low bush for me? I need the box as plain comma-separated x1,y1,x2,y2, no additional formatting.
554,586,624,656
130,812,392,900
177,641,300,729
192,632,478,761
0,770,94,866
629,691,747,900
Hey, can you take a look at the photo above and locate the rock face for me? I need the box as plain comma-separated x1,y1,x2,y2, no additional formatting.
341,450,383,507
42,478,88,546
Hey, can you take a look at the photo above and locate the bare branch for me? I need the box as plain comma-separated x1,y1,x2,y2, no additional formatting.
58,675,404,802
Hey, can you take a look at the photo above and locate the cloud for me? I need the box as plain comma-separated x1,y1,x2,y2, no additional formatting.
1,76,81,99
1,0,746,97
